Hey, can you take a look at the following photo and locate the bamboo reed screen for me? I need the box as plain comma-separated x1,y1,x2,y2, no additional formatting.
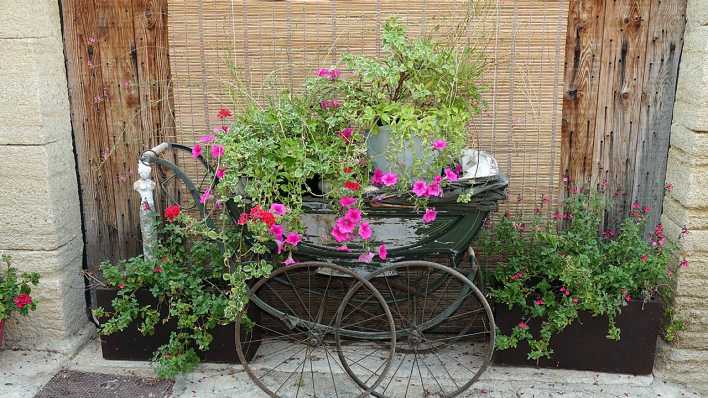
167,0,568,217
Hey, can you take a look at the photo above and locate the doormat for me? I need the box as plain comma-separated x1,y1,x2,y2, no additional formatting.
34,370,174,398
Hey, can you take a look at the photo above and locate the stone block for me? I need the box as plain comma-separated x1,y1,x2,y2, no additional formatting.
0,236,83,274
0,37,72,146
662,196,708,230
663,149,708,209
686,0,708,30
0,138,82,251
669,124,708,163
663,217,708,254
0,1,61,39
674,29,708,111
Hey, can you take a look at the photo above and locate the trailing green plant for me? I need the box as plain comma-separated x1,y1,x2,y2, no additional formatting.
93,210,268,379
0,255,40,322
480,189,686,360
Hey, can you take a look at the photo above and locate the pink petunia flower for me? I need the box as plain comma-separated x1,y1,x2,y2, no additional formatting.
192,143,202,159
270,224,284,240
455,163,463,174
381,172,398,187
283,253,296,266
199,134,216,144
422,208,437,224
339,127,353,142
444,168,459,182
331,225,352,243
285,232,302,246
215,167,226,180
345,208,362,224
412,180,428,197
432,139,447,150
336,217,357,234
358,221,373,240
270,203,288,217
358,252,375,263
199,188,212,204
378,244,388,261
534,299,544,305
372,168,385,186
339,196,357,208
211,144,225,158
426,181,442,197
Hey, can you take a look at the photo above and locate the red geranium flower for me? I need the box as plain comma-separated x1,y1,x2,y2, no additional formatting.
217,107,232,119
164,204,181,222
344,181,361,191
14,293,32,309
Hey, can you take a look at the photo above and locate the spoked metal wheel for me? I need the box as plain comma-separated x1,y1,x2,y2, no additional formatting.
336,261,495,398
235,262,396,398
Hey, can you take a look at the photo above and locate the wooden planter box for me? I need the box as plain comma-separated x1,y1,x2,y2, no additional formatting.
493,298,663,374
95,287,260,363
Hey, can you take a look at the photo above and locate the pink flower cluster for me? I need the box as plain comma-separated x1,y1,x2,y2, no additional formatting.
652,223,667,248
317,68,341,80
320,99,342,110
329,206,389,263
559,286,570,297
411,176,443,198
371,169,398,187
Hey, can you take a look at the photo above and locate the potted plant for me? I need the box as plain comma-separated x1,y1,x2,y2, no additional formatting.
0,255,40,348
480,188,686,374
93,207,264,378
303,17,486,184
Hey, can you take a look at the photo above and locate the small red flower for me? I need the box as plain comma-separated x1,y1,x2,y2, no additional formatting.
560,286,570,296
14,293,32,309
343,166,353,174
572,297,579,304
511,271,524,281
259,211,276,227
164,204,181,222
237,213,249,225
344,180,361,191
217,107,232,119
117,283,125,289
624,294,632,303
154,266,163,273
665,183,673,192
640,255,649,263
517,321,529,330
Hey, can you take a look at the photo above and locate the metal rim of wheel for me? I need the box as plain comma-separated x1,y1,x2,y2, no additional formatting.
336,260,495,398
235,261,397,398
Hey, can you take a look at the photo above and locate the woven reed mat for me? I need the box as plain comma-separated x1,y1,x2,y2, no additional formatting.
34,370,173,398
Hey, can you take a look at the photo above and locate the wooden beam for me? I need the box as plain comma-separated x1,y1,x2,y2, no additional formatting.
561,0,606,189
633,0,687,234
592,0,651,227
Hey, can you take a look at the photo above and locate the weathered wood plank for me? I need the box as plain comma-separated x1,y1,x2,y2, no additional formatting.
62,0,174,268
592,0,651,227
561,0,606,188
61,0,114,269
633,0,687,234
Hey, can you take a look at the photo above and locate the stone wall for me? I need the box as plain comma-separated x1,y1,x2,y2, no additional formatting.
0,0,91,353
656,0,708,394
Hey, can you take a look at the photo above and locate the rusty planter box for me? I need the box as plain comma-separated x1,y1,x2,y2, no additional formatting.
493,298,663,374
95,287,260,363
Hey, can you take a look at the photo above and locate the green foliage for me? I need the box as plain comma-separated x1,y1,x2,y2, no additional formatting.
0,255,40,321
93,219,264,379
339,17,485,183
480,190,680,360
